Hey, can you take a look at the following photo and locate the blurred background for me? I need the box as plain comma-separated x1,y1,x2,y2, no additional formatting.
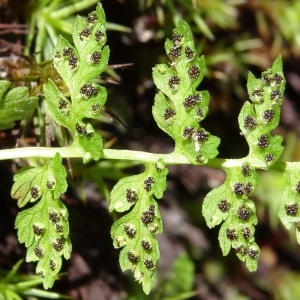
1,0,300,299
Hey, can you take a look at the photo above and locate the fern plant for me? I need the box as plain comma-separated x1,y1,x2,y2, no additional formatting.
0,3,297,295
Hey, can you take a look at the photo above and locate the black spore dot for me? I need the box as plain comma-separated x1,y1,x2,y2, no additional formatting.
244,182,253,195
144,259,154,269
49,211,60,223
95,30,104,41
235,245,247,256
31,187,39,198
56,224,63,233
265,154,274,162
185,46,194,59
226,228,237,240
183,127,194,139
285,203,298,216
124,225,136,237
80,84,98,98
195,129,208,142
91,51,101,64
188,65,200,79
172,33,183,45
270,90,281,101
63,47,73,56
144,177,154,191
244,115,256,129
262,110,275,122
242,227,251,239
169,47,181,60
274,73,283,84
47,181,55,189
218,199,231,212
141,240,151,251
234,183,244,195
79,28,90,40
126,189,138,202
168,75,180,89
296,181,300,193
242,164,251,176
33,225,44,235
34,245,43,258
164,108,176,120
127,252,139,263
86,12,97,23
52,238,64,251
237,205,251,220
69,54,77,69
258,134,269,148
248,248,259,259
50,260,56,271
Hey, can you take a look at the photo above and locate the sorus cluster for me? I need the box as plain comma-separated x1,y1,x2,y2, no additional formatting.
285,203,298,216
124,225,136,237
126,189,138,202
163,108,176,120
218,199,231,212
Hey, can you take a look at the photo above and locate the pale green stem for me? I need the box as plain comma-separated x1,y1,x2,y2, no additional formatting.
0,146,290,172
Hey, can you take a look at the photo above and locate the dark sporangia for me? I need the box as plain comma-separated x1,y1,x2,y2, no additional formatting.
144,259,154,269
69,54,78,69
218,199,231,212
270,90,281,101
262,109,275,122
52,238,64,251
172,33,183,45
75,123,87,135
242,164,251,176
127,252,139,263
235,244,247,256
31,187,39,198
56,224,63,233
79,28,90,40
237,205,251,220
91,51,101,64
144,177,154,191
149,225,158,234
252,88,263,98
244,182,253,195
285,203,298,216
50,260,56,271
197,108,204,118
234,183,244,195
34,245,43,258
95,30,104,41
46,180,55,189
54,51,61,58
141,212,154,224
37,271,44,278
195,154,204,164
149,205,155,215
183,127,195,139
265,153,274,162
169,47,181,60
126,189,138,202
273,73,283,84
86,12,97,23
195,129,208,142
168,75,180,89
242,227,251,239
296,181,300,193
248,248,259,259
58,99,67,110
33,225,44,235
188,65,200,79
49,211,60,223
80,84,98,98
62,47,73,56
124,225,136,237
244,115,257,129
183,94,201,109
92,103,100,114
258,134,269,148
185,46,194,59
141,240,151,251
262,72,272,85
164,108,176,120
226,228,237,240
155,164,161,172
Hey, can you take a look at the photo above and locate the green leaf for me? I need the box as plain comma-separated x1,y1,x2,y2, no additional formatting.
203,162,259,271
13,154,71,289
110,159,168,294
0,80,38,131
45,3,109,161
278,164,300,244
238,55,285,167
152,20,220,164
